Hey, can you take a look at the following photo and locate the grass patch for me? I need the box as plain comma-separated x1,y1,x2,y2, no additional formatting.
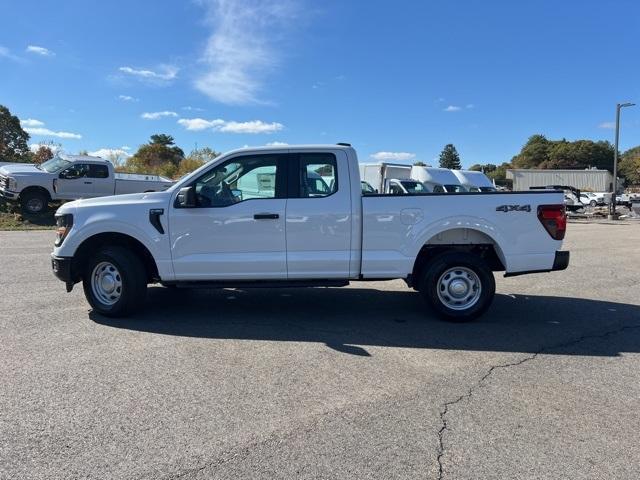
0,200,57,230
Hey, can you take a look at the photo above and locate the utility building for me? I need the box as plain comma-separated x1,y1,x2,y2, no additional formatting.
506,168,614,192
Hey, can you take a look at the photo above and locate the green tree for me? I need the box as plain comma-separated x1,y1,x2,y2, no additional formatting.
438,144,461,169
619,146,640,184
511,135,614,171
511,134,550,168
0,105,30,162
413,161,427,167
121,134,185,178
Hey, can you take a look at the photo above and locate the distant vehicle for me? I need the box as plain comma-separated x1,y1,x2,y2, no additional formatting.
531,185,584,213
410,166,466,193
361,180,376,195
0,155,174,214
359,162,412,194
580,192,608,207
387,178,432,194
451,170,496,192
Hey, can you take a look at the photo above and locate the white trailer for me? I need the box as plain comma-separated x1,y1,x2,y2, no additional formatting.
410,166,466,192
359,163,412,193
451,170,496,192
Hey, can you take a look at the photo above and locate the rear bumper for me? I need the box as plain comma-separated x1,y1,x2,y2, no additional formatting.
504,250,570,277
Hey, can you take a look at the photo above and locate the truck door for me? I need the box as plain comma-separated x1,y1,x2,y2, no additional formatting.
55,163,94,198
89,164,113,197
285,151,352,279
169,153,288,280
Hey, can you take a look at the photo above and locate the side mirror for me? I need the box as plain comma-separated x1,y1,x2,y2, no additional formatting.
176,186,196,208
231,189,243,201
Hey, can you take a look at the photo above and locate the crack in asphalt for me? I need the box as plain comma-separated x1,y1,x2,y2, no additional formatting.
435,323,640,480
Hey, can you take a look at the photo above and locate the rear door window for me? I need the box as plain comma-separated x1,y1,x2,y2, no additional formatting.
297,153,337,198
88,164,109,178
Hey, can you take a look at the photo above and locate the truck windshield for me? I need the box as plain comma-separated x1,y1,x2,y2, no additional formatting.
39,157,72,173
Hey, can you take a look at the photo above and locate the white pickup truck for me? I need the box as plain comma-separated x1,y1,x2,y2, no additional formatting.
51,144,569,321
0,154,173,214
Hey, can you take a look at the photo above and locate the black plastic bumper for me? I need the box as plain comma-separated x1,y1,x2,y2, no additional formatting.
504,250,570,277
51,256,74,283
552,250,570,271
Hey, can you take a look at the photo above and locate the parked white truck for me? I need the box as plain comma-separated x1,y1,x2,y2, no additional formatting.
51,145,569,321
0,154,173,214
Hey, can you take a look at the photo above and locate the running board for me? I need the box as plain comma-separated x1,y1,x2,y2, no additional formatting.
164,279,350,289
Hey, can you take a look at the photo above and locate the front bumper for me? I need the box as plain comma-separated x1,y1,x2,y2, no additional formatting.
0,187,19,200
504,250,570,277
51,255,76,291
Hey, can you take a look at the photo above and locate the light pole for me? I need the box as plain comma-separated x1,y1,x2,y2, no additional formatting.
609,102,636,219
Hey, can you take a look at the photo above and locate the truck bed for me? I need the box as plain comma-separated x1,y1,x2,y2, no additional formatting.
360,190,564,278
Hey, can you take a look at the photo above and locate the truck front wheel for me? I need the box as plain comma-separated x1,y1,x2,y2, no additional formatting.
419,252,495,322
82,246,147,317
20,190,48,214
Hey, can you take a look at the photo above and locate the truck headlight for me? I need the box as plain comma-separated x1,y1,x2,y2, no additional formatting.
7,177,17,190
55,214,74,246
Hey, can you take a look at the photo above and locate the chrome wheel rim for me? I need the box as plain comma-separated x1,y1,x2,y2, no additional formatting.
436,267,481,311
26,198,44,213
91,262,122,306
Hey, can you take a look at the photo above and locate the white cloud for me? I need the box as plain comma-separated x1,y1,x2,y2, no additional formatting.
266,141,288,146
88,148,132,160
20,118,45,127
444,105,462,112
121,145,131,151
219,120,283,134
0,46,22,62
182,106,204,112
118,94,139,102
370,151,416,161
178,118,225,131
26,45,54,56
29,143,63,155
119,65,178,84
466,104,475,109
141,111,178,120
23,120,82,139
194,0,298,105
598,122,615,129
178,117,283,134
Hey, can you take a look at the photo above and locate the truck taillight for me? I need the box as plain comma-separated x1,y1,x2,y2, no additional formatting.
537,205,566,240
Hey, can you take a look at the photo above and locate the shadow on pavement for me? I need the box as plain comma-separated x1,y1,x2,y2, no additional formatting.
91,286,640,357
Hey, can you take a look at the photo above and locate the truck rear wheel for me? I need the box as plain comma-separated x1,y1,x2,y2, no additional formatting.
20,190,48,214
82,246,147,317
419,251,495,322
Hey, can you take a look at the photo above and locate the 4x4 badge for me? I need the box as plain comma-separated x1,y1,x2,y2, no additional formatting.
496,204,531,212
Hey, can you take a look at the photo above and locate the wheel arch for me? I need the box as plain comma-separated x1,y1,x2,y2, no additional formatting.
410,227,506,287
72,232,159,283
19,185,52,202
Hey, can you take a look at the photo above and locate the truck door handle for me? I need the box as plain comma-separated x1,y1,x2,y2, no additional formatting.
84,181,92,184
254,213,279,220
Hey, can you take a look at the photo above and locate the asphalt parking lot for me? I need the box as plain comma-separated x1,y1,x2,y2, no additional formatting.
1,222,639,479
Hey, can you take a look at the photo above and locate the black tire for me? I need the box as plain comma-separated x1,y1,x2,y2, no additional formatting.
419,251,495,322
590,200,597,207
20,190,48,214
82,246,147,317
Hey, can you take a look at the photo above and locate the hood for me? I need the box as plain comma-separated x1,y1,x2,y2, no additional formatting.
71,190,171,208
0,163,47,176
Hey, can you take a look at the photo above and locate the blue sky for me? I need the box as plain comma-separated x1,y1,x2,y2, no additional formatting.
1,0,639,167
